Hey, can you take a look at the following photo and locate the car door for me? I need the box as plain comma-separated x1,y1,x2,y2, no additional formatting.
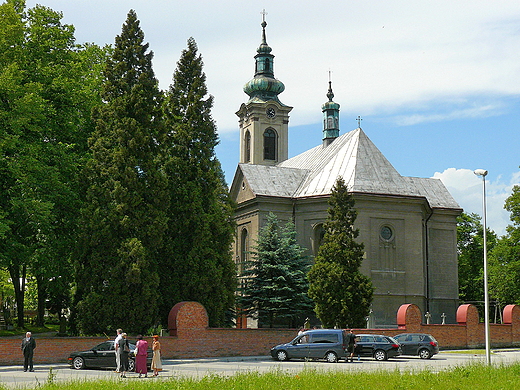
357,335,375,356
395,334,412,355
406,334,422,355
285,334,310,359
92,341,116,368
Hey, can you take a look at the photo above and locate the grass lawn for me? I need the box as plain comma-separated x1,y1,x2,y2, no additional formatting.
14,363,520,390
0,324,59,338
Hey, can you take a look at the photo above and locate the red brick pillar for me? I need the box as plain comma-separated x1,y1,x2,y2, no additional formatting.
396,304,422,332
503,305,520,346
168,301,209,336
456,304,480,348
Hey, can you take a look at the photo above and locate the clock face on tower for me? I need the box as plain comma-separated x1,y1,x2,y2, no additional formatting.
266,107,276,118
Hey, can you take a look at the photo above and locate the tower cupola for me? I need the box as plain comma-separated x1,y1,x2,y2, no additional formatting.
322,80,340,147
243,18,286,105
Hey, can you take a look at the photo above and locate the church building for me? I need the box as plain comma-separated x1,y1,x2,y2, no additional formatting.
230,18,462,327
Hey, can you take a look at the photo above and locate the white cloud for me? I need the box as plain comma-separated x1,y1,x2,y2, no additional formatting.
433,168,520,236
392,103,504,126
26,0,520,133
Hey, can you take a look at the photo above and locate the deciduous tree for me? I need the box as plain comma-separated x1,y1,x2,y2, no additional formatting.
0,0,104,327
489,185,520,306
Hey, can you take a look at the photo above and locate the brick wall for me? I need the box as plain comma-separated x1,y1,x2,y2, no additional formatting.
2,301,519,366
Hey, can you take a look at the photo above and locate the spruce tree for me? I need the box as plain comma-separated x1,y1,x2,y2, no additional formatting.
308,177,373,328
160,37,236,327
73,10,167,334
240,212,313,328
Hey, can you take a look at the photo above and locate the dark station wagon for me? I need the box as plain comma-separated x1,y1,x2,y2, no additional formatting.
354,334,402,361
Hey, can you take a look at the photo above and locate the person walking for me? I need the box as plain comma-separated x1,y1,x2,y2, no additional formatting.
118,333,130,378
346,329,357,362
21,332,36,372
135,335,148,378
151,335,162,377
114,328,123,373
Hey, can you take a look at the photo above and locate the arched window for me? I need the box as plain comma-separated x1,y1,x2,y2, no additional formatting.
239,228,249,275
264,58,270,73
312,223,326,256
244,131,251,163
263,128,277,160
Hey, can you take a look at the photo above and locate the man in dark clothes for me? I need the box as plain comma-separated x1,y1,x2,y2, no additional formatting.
346,329,357,362
21,332,36,372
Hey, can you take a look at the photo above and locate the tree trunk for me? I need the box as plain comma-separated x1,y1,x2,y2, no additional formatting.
36,274,46,327
9,264,26,328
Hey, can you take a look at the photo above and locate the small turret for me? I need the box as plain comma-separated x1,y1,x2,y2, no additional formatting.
322,80,340,147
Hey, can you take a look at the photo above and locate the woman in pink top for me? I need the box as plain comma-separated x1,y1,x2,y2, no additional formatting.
134,335,148,377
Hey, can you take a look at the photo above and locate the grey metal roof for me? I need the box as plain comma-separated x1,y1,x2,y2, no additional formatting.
240,128,460,209
239,164,309,198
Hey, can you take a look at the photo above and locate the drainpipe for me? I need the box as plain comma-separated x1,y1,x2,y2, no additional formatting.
424,210,433,314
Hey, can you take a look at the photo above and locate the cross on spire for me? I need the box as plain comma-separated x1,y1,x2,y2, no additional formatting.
261,9,268,23
356,115,363,128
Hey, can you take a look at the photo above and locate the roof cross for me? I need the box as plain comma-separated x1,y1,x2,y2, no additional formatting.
356,115,363,128
261,9,268,23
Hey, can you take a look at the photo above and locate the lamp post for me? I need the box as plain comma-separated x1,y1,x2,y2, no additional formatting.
474,168,490,364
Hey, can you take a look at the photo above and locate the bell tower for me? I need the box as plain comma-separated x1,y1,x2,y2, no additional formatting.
236,14,292,165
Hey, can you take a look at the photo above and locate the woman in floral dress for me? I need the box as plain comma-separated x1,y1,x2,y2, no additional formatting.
151,335,163,376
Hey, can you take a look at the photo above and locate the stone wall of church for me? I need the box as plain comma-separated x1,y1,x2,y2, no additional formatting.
426,210,460,323
232,192,460,327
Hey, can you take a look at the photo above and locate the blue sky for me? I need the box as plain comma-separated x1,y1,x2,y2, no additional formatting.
24,0,520,236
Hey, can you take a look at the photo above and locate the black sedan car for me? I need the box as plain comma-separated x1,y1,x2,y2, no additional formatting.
355,334,402,361
68,340,152,370
393,333,439,359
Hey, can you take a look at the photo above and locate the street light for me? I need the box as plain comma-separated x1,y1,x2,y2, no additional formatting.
474,168,490,364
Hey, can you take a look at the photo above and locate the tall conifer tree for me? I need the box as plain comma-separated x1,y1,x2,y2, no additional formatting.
308,177,373,328
161,37,236,327
240,212,313,328
74,10,167,334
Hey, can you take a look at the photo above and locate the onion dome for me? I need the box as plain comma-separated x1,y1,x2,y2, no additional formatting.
243,19,286,104
322,81,340,111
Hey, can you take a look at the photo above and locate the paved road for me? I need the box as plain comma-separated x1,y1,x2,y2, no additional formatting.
2,350,520,388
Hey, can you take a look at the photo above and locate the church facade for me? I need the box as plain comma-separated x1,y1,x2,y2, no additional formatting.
230,19,462,327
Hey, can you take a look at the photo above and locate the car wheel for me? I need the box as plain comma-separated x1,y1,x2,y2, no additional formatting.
276,350,289,361
325,351,338,363
72,356,85,370
374,349,387,361
128,358,135,372
419,348,431,359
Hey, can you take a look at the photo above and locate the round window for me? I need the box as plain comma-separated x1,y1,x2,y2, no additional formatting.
380,226,393,241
